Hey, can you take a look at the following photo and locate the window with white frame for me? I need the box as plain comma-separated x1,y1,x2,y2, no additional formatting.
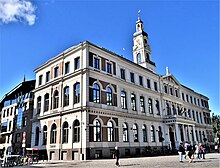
93,119,101,141
123,123,129,142
94,57,100,69
106,62,112,74
121,91,127,109
140,96,145,113
107,121,114,142
131,93,136,111
106,87,113,105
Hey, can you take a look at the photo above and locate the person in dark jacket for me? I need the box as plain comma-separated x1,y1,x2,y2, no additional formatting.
178,143,185,162
115,146,120,166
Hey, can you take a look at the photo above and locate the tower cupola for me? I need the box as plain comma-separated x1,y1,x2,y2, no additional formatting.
133,10,156,72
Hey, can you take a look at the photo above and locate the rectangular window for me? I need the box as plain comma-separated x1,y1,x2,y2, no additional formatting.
131,94,136,111
94,57,100,69
39,75,42,86
147,79,151,89
190,96,193,104
175,89,178,97
170,88,173,95
46,71,50,82
74,57,80,70
130,72,135,83
106,62,112,74
154,82,158,91
182,93,185,101
139,76,143,86
186,95,189,102
194,98,197,105
65,62,70,74
140,96,145,113
54,67,59,78
120,69,125,80
22,116,27,127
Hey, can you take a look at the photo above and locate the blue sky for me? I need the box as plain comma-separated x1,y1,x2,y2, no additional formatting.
0,0,219,115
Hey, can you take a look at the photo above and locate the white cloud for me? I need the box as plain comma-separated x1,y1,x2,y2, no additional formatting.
0,0,36,25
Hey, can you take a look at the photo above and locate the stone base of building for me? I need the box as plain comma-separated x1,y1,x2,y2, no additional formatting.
44,146,169,161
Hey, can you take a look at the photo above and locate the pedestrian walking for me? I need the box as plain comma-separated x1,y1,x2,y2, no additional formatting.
178,142,185,162
184,141,190,160
187,144,194,163
114,146,120,167
195,144,200,160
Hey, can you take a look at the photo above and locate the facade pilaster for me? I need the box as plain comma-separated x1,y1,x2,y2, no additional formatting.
175,123,180,148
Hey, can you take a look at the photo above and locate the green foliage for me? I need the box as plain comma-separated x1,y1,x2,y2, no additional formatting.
212,113,220,138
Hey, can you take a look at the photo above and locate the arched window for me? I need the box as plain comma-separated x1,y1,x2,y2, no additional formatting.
137,53,141,64
131,93,136,111
123,123,129,142
121,91,127,109
74,83,80,104
133,124,138,142
106,87,113,105
93,119,101,141
51,123,57,144
93,83,100,103
63,86,69,107
150,125,155,142
44,93,49,112
107,121,114,142
42,125,47,145
62,122,69,143
158,126,163,142
53,90,59,109
148,98,153,114
142,125,147,142
35,127,39,146
73,119,80,142
37,96,41,114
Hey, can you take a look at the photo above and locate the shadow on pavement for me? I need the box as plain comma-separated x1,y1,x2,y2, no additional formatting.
121,163,140,167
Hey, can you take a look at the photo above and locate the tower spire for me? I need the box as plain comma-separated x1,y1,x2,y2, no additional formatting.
138,10,141,20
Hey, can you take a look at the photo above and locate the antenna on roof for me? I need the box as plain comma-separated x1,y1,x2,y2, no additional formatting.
23,75,26,82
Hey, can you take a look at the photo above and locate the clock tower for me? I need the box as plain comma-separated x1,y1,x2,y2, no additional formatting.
133,11,156,72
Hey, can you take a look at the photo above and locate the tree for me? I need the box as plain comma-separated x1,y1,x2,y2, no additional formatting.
212,113,220,144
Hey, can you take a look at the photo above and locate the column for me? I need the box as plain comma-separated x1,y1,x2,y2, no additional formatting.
192,126,197,144
175,123,180,148
182,125,186,142
188,125,192,143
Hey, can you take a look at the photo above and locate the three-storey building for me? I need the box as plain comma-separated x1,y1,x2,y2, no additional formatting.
31,16,213,160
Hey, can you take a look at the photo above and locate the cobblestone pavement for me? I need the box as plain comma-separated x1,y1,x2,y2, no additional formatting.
19,153,219,168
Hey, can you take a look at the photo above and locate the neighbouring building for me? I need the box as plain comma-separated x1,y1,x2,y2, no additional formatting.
0,80,35,157
31,15,213,160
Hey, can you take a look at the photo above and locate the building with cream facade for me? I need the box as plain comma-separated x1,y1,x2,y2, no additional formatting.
31,16,213,160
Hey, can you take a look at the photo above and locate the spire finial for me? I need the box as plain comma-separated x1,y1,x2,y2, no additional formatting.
138,10,141,20
166,66,170,75
23,75,26,82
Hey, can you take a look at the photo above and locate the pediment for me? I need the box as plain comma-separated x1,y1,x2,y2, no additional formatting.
162,74,181,86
